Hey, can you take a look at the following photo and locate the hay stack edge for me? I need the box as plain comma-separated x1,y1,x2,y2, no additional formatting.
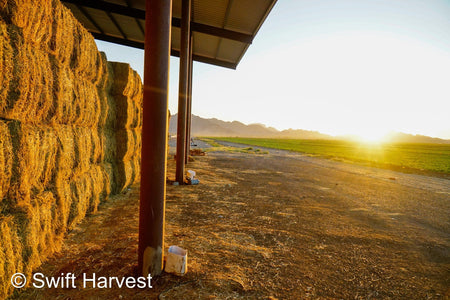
0,0,144,297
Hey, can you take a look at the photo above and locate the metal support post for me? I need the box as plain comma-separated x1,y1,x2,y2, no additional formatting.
138,0,172,277
175,0,191,183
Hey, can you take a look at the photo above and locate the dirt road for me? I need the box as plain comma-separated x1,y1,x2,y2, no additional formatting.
12,142,449,299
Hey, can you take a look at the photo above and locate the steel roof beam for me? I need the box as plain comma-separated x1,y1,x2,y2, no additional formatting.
62,0,253,44
91,32,236,69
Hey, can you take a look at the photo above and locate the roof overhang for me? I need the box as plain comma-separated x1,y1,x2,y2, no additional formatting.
61,0,277,69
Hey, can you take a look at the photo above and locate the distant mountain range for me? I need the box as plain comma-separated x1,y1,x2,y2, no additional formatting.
169,114,450,144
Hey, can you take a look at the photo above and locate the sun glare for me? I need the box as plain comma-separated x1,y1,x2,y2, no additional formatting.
357,131,387,144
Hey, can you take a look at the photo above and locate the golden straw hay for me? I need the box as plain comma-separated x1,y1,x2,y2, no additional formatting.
2,26,54,124
115,129,140,162
72,78,101,127
7,122,58,201
12,191,62,276
53,125,76,182
72,126,103,176
116,159,135,193
0,21,13,107
98,54,115,127
48,0,75,65
0,216,24,299
50,58,101,127
70,21,103,84
65,165,110,230
0,0,53,48
109,62,142,98
0,121,13,200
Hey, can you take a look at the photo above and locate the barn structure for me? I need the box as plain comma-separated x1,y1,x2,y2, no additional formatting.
60,0,277,276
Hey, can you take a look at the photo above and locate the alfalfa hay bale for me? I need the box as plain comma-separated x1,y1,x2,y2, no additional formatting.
0,120,13,200
2,26,54,124
48,0,74,65
0,20,13,107
116,159,135,193
11,191,61,276
72,126,103,176
115,129,139,162
50,59,101,127
71,21,103,84
0,216,24,299
7,122,58,201
0,0,53,48
66,165,110,229
98,54,115,127
109,62,142,98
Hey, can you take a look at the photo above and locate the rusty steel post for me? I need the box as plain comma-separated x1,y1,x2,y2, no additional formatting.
185,35,193,164
138,0,172,277
175,0,191,183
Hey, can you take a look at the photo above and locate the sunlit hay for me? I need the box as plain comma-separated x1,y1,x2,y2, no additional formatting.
88,164,111,214
72,126,94,178
67,170,93,230
70,21,102,84
48,0,74,65
49,58,76,124
116,160,135,193
4,26,54,124
110,62,143,129
0,0,52,49
131,155,141,184
12,191,61,277
66,165,110,229
0,121,13,200
0,21,13,108
7,122,58,201
53,125,76,182
97,53,114,127
0,216,23,299
53,175,71,235
51,64,101,127
72,78,101,127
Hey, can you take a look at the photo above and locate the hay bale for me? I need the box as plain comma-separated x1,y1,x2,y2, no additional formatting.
53,125,76,182
99,127,116,164
0,120,13,200
0,216,24,298
116,159,135,193
7,121,58,201
70,21,103,84
12,192,61,276
109,62,142,98
72,78,101,126
2,26,54,124
48,0,75,65
0,0,53,48
50,59,101,126
0,21,13,107
66,165,110,229
110,62,143,129
115,129,139,162
98,53,115,128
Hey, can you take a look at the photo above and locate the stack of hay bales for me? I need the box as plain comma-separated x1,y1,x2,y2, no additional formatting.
0,0,143,297
109,62,143,192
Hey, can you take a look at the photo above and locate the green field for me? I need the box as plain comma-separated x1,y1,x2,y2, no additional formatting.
210,137,450,175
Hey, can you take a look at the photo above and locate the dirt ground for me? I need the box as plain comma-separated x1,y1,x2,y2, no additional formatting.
11,141,450,299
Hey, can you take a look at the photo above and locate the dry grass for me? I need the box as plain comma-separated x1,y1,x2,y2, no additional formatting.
0,20,13,106
0,121,13,200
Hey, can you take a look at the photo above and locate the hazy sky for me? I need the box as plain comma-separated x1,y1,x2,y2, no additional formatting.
96,0,450,140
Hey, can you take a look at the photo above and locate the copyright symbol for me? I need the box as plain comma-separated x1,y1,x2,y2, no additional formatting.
11,273,27,288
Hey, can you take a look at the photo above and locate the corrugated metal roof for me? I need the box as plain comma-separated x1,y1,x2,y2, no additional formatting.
61,0,277,69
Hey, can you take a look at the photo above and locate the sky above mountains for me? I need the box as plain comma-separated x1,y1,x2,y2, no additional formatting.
96,0,450,140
